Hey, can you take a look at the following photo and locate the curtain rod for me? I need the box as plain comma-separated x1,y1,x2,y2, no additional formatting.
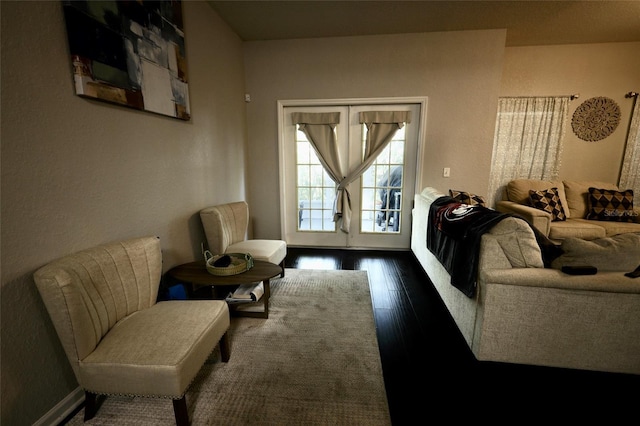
626,91,639,98
500,94,579,100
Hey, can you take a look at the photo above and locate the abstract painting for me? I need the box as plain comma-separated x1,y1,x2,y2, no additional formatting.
62,0,190,120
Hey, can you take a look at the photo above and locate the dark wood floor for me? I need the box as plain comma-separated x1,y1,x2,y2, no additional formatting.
285,247,639,424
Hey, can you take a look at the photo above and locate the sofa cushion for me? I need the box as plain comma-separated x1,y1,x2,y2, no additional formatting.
550,233,640,272
563,180,618,219
547,219,607,241
528,187,567,221
486,217,544,268
571,218,640,238
449,189,486,207
506,179,570,218
586,187,637,222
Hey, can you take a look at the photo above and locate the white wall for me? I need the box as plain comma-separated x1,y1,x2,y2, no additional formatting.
3,2,638,423
242,30,507,240
501,42,640,184
0,2,247,424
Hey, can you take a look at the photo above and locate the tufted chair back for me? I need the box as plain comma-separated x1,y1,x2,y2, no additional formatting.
200,201,249,255
34,236,162,374
200,201,287,277
33,235,231,425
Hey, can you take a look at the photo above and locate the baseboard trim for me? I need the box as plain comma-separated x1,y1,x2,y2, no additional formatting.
33,387,84,426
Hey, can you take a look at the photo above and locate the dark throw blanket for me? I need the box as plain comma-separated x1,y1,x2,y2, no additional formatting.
427,196,512,298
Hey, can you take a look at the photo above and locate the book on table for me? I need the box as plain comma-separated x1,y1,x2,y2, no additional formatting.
225,282,264,304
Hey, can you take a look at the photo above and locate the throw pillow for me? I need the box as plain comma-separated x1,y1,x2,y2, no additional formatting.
528,187,567,221
449,190,486,207
586,187,636,222
507,179,570,218
550,233,640,272
563,180,617,219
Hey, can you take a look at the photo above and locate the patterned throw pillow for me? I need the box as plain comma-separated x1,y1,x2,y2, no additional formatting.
528,187,567,221
449,190,486,207
586,187,636,222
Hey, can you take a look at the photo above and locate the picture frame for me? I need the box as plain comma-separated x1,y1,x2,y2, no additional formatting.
62,0,190,120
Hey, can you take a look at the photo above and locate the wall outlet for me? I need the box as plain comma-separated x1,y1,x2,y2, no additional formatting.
443,167,450,177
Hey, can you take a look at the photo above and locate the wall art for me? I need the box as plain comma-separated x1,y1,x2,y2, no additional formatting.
62,0,190,120
571,96,620,142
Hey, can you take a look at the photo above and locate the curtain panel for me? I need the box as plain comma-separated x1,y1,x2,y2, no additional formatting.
619,96,640,197
292,111,410,233
487,96,571,206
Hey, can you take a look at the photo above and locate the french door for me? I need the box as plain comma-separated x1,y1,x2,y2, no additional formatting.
279,100,423,249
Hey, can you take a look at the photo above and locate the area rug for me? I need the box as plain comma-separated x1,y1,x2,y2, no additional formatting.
65,269,391,425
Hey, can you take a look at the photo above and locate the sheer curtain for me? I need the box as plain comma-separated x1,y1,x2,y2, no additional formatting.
619,94,640,196
292,111,410,233
487,96,571,206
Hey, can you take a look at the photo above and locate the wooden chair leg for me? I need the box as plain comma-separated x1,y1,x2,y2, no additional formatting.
279,260,285,277
173,396,189,426
84,391,97,421
219,331,231,362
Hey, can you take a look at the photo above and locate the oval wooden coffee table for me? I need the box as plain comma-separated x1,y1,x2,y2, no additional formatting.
167,260,282,319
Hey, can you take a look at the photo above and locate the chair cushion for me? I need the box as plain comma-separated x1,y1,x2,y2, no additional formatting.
78,300,229,397
228,239,287,265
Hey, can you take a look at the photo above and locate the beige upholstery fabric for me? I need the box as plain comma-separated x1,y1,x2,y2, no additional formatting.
498,179,640,242
551,233,640,272
563,180,618,219
496,200,552,236
569,218,640,237
483,218,544,268
34,237,163,367
200,201,287,267
547,219,606,241
34,236,230,399
506,179,570,218
411,187,640,375
79,301,229,396
227,239,287,264
481,267,640,294
478,279,640,373
200,202,249,255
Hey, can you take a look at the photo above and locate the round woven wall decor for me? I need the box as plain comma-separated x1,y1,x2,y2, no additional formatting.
571,96,621,142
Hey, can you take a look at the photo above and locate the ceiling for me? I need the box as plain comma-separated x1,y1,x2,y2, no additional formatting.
207,1,640,46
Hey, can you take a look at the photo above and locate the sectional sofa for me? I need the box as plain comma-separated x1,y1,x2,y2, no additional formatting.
410,186,640,375
496,179,640,243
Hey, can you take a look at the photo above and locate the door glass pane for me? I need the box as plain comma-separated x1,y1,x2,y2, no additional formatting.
361,125,405,233
296,127,337,232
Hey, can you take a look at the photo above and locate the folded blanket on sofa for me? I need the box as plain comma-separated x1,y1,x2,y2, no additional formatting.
427,196,511,297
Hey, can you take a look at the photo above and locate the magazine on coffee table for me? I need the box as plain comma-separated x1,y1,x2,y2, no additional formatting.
225,282,264,304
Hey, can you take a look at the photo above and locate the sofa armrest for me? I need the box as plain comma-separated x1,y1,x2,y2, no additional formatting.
479,268,640,294
495,200,551,236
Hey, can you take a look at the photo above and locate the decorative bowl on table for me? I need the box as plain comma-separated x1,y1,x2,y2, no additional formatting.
204,251,254,276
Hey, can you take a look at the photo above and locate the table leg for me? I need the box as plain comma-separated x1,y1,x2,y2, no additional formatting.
231,279,270,319
263,278,270,318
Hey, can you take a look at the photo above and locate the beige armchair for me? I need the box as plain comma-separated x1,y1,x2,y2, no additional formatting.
200,201,287,277
33,236,231,425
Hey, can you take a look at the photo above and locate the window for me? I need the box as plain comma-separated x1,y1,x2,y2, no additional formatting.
296,127,337,231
